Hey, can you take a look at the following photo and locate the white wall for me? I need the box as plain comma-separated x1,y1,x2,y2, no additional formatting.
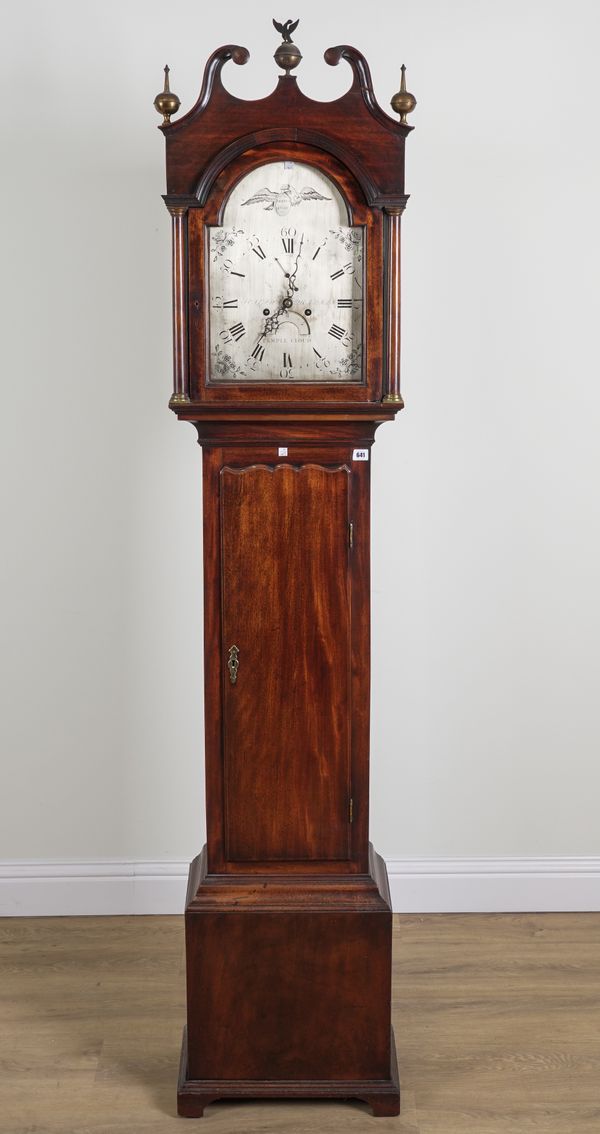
2,1,599,899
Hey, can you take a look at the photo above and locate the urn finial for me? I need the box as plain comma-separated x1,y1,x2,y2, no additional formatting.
154,65,181,126
391,64,416,125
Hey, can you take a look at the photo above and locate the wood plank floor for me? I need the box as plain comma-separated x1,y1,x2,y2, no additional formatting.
1,913,599,1133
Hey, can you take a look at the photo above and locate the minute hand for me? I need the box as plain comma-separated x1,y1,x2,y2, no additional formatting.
286,233,304,298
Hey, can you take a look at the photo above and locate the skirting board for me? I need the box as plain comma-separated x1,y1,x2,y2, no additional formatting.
1,858,599,916
0,861,190,917
386,857,600,914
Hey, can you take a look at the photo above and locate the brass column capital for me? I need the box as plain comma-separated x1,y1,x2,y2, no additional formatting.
166,204,189,219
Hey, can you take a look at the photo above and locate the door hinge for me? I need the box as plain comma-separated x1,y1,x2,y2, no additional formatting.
348,521,354,549
349,797,354,824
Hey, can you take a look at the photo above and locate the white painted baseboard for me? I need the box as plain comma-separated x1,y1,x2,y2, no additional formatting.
0,861,190,917
1,857,599,916
386,857,600,913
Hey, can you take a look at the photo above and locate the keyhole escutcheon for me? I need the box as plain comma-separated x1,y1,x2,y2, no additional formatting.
227,644,240,685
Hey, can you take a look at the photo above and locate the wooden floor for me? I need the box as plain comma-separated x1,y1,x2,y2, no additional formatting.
1,914,599,1133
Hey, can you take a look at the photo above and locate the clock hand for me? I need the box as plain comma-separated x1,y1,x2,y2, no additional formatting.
260,241,305,338
261,299,286,337
274,257,299,289
286,233,304,297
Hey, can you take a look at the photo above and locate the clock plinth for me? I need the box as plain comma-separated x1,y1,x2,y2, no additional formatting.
157,25,413,1118
177,846,399,1118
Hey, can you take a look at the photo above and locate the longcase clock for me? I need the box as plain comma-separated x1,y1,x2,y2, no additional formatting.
154,18,416,1118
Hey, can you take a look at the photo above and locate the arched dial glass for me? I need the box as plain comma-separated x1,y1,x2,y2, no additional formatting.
208,161,363,383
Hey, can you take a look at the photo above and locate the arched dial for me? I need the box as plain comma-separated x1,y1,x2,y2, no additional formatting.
208,161,363,382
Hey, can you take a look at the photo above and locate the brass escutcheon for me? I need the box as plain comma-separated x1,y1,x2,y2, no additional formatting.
227,645,240,685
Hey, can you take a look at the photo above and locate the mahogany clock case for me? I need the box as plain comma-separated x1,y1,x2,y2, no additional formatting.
162,40,411,413
157,31,413,1119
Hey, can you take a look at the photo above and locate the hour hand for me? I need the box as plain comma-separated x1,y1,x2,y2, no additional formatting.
274,258,298,288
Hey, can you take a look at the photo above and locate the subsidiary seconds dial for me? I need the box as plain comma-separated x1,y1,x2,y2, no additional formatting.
208,161,363,382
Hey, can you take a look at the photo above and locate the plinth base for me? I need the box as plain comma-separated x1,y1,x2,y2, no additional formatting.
177,1025,400,1117
177,843,399,1118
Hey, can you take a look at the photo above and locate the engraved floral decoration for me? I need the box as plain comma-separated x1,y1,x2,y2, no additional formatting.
329,227,363,262
211,227,244,262
334,343,362,376
213,344,246,379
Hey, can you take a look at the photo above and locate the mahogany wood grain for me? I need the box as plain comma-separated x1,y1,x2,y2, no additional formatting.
200,437,373,876
181,844,397,1114
194,423,380,445
184,911,391,1081
220,463,352,862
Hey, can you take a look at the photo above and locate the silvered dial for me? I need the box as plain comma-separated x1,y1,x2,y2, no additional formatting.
208,161,363,382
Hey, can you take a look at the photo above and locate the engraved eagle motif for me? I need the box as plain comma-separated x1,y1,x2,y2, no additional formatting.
241,184,330,216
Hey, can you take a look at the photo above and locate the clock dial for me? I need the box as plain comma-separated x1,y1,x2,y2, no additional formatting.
208,161,363,382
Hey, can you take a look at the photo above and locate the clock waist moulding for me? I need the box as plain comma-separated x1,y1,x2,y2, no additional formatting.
155,20,415,1118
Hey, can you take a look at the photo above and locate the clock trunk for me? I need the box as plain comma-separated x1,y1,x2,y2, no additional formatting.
201,437,372,878
220,460,352,863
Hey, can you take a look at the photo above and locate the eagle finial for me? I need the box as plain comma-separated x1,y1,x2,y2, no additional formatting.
273,18,299,44
272,18,302,74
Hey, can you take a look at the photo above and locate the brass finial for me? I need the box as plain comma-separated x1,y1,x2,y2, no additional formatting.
154,65,181,126
273,18,302,74
391,64,416,125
